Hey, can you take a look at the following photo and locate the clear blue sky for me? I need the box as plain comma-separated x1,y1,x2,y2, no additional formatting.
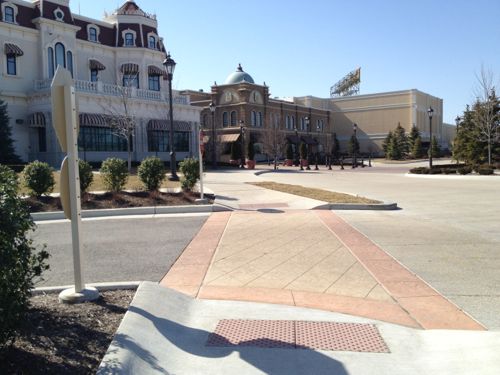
77,0,500,124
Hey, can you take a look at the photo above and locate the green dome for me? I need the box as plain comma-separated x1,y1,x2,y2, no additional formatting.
224,64,254,84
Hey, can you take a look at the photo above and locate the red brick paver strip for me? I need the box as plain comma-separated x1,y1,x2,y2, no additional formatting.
315,210,486,331
160,212,231,296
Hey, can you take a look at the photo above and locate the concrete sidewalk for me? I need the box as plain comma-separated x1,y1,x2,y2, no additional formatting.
99,282,500,375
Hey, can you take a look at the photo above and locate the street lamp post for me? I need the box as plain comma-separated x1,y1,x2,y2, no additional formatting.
315,122,320,170
163,52,178,181
295,127,303,171
209,102,216,169
305,116,311,170
428,107,434,169
352,123,358,169
239,120,245,169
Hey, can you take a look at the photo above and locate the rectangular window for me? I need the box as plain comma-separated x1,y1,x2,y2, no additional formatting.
90,69,98,82
5,6,15,23
123,74,139,89
148,75,160,91
6,55,16,75
174,132,190,152
148,130,168,152
38,128,47,152
78,127,129,152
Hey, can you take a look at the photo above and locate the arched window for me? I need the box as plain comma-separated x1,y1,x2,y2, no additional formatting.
148,36,156,49
89,27,98,42
125,33,134,46
258,112,263,127
55,43,65,68
291,116,295,130
300,117,305,131
222,112,229,127
48,47,54,77
230,111,237,126
66,51,73,77
4,6,15,23
148,74,160,91
251,111,256,126
286,115,290,129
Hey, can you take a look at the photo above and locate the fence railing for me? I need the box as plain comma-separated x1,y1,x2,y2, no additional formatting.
33,79,189,105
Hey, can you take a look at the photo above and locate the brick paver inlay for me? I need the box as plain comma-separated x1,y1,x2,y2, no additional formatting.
206,319,390,353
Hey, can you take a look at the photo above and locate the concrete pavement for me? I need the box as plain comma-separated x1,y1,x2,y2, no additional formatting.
98,161,500,373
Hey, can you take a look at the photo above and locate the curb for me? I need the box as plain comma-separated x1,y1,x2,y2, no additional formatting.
313,202,398,210
31,205,213,221
32,281,141,295
405,173,500,180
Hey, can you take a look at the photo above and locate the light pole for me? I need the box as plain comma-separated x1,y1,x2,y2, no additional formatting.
428,107,434,169
209,102,216,169
163,52,178,180
315,122,320,170
352,123,358,169
295,126,303,171
239,120,245,169
305,116,311,170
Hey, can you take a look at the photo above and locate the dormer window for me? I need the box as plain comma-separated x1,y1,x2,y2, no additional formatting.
89,27,98,42
148,36,156,49
4,6,14,23
125,33,134,46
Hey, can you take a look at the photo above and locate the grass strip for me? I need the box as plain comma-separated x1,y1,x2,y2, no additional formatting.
248,181,380,204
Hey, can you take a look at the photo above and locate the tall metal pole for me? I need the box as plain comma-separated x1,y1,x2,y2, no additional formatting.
210,103,216,169
167,76,178,180
428,107,434,169
240,121,245,169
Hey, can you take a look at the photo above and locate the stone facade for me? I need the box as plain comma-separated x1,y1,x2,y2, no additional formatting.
1,0,201,166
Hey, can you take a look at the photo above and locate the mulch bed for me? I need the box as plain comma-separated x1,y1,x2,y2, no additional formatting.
0,290,135,375
26,191,213,213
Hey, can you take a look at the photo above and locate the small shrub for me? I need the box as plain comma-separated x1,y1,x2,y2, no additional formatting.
0,165,49,348
23,161,55,197
179,158,200,191
442,168,457,174
477,166,494,175
78,159,94,194
100,158,128,192
429,168,442,175
458,166,472,175
409,167,429,174
138,157,165,191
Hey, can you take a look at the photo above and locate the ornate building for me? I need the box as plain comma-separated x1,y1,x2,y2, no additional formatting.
0,0,201,165
188,64,445,164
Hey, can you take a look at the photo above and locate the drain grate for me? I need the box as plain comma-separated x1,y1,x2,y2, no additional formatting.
206,319,390,353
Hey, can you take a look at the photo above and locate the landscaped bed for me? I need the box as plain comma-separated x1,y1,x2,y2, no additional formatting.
248,181,380,204
0,290,135,375
26,190,212,213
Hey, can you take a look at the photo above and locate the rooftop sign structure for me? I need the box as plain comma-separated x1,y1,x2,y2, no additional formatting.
330,68,361,98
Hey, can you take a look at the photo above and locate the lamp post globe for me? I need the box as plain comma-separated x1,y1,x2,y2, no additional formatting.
163,52,178,180
427,106,434,169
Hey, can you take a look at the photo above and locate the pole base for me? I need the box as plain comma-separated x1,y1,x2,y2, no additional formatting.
58,286,100,304
168,175,180,181
195,198,208,204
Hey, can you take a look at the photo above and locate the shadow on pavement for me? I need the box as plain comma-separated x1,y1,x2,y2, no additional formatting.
115,306,349,375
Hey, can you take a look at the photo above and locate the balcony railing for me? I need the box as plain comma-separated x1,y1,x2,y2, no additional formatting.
33,79,189,105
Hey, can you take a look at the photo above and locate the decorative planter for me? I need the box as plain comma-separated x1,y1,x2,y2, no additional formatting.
300,159,309,167
229,159,239,165
285,159,293,166
246,160,256,169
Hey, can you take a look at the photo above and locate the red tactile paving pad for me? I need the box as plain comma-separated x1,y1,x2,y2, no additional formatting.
296,321,390,353
206,319,295,349
206,320,390,353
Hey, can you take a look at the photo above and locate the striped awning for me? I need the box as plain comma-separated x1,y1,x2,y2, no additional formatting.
89,59,106,71
79,113,109,127
148,65,165,76
218,133,240,143
28,112,46,128
4,43,24,56
147,120,191,131
120,63,139,74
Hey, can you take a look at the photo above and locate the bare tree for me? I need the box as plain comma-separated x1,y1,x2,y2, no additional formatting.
473,66,500,165
260,117,286,170
102,73,139,172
